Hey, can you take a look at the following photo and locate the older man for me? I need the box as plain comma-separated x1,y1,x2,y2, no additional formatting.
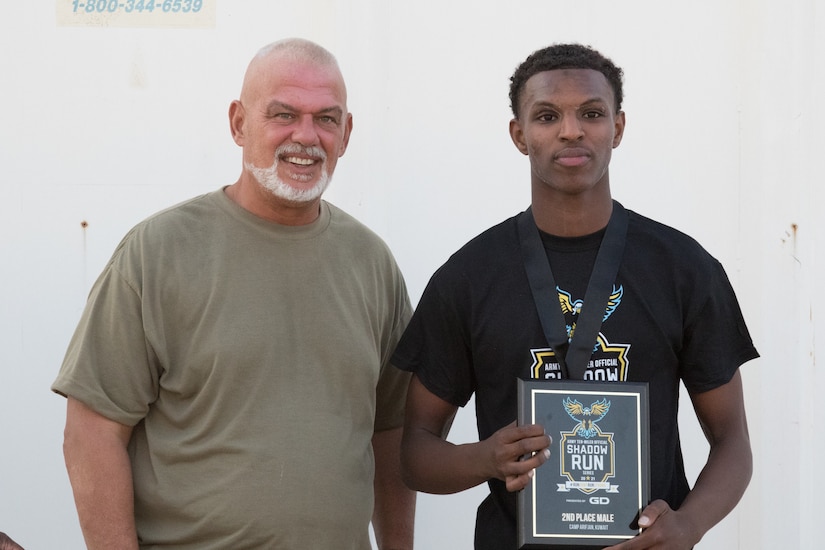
54,38,415,549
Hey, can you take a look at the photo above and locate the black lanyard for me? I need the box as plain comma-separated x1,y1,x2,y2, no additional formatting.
517,201,628,379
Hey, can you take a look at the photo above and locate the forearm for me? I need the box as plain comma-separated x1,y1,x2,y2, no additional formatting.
675,434,752,542
372,427,416,549
676,371,753,542
401,428,492,494
400,377,550,495
63,399,138,550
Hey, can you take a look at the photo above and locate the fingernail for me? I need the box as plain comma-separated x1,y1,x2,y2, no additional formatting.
543,449,551,459
528,469,535,479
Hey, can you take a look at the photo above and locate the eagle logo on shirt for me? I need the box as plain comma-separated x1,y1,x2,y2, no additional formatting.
559,285,623,344
528,284,630,381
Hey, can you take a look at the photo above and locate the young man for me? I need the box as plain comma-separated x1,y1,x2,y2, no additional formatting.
53,38,415,549
392,44,757,549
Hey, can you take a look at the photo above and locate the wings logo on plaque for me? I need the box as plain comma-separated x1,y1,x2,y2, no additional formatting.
558,398,617,496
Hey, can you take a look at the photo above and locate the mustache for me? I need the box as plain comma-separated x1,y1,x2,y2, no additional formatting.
276,143,327,160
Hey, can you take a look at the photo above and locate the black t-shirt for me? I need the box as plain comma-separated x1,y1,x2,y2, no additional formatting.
392,206,758,549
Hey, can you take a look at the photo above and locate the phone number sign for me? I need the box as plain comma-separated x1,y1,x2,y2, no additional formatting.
57,0,215,28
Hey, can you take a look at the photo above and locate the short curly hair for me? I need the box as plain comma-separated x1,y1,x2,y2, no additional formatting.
509,43,624,119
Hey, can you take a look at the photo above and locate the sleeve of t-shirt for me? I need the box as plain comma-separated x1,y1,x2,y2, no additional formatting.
374,264,414,432
678,259,759,394
391,269,476,408
51,258,160,426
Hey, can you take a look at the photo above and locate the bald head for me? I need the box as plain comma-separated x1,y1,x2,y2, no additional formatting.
240,38,347,105
255,38,340,67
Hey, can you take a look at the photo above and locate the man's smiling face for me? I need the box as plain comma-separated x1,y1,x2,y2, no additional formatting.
238,56,352,205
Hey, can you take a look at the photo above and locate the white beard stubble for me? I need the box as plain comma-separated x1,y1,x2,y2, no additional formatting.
245,143,330,204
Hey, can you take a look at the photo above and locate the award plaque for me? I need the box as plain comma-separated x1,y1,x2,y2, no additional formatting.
517,379,650,549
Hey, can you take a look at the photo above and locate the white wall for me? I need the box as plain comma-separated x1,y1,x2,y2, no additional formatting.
1,1,821,548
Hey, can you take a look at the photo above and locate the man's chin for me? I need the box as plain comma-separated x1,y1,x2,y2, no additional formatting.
263,180,329,204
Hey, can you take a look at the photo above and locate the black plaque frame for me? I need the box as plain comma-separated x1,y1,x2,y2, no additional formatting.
517,380,650,549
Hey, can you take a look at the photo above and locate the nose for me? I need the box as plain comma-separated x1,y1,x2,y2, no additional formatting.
558,114,584,141
291,114,320,146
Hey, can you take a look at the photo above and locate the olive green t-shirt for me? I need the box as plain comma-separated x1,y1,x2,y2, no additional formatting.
53,189,412,549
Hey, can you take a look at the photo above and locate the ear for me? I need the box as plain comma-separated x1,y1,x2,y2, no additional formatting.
229,100,245,146
509,118,529,156
612,111,626,148
338,113,354,157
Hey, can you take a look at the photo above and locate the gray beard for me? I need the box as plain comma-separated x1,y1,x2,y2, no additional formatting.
245,144,330,203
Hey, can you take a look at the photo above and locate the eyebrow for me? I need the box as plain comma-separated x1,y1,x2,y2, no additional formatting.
265,100,344,118
530,97,610,110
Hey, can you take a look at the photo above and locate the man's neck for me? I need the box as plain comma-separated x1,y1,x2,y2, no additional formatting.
225,179,322,226
530,190,614,237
